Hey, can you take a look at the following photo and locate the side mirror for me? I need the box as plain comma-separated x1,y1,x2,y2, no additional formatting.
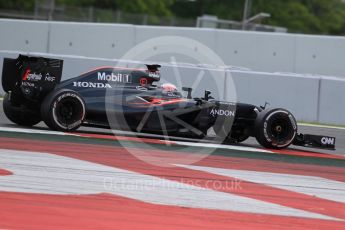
204,90,212,101
260,102,269,110
182,87,192,99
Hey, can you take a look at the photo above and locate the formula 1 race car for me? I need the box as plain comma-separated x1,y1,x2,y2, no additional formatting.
1,55,336,150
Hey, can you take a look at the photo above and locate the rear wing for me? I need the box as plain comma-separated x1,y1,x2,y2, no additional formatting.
146,64,161,72
2,55,63,100
145,64,161,82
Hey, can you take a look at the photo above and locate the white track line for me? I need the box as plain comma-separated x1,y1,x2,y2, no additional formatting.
171,141,273,153
0,149,337,220
299,123,345,130
177,164,345,204
0,126,270,153
0,126,78,136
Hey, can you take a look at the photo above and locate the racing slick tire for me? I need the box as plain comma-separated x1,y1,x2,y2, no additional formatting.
41,89,86,131
255,108,297,149
3,93,41,126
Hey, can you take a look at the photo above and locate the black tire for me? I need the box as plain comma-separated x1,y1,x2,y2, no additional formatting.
255,108,297,149
41,89,86,131
3,93,41,126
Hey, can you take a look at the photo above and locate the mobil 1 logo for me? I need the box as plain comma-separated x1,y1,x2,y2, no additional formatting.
98,72,132,83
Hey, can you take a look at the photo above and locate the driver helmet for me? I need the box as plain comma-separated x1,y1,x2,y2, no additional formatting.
160,83,177,92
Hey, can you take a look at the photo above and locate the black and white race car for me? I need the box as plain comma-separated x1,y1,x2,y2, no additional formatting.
1,55,336,150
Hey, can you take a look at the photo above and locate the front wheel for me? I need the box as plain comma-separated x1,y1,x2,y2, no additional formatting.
41,89,86,131
3,93,41,126
255,108,297,149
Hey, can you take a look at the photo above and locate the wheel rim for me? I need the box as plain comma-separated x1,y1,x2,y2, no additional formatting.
266,113,295,147
54,97,84,129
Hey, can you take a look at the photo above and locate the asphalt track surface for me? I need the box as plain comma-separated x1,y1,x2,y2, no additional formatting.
0,99,345,229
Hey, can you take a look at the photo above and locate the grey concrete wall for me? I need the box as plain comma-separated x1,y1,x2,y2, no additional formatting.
215,31,296,73
1,19,345,77
295,35,345,77
1,51,344,125
318,76,345,124
49,22,136,59
229,71,320,122
0,20,49,52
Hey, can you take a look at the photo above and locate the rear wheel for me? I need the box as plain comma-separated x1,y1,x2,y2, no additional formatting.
255,108,297,149
3,93,41,126
41,89,85,131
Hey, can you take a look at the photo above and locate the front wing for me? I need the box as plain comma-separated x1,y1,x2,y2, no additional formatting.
293,134,336,150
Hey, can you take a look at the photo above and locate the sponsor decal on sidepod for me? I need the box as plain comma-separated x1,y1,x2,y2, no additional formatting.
73,82,112,88
210,109,235,117
97,72,131,83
